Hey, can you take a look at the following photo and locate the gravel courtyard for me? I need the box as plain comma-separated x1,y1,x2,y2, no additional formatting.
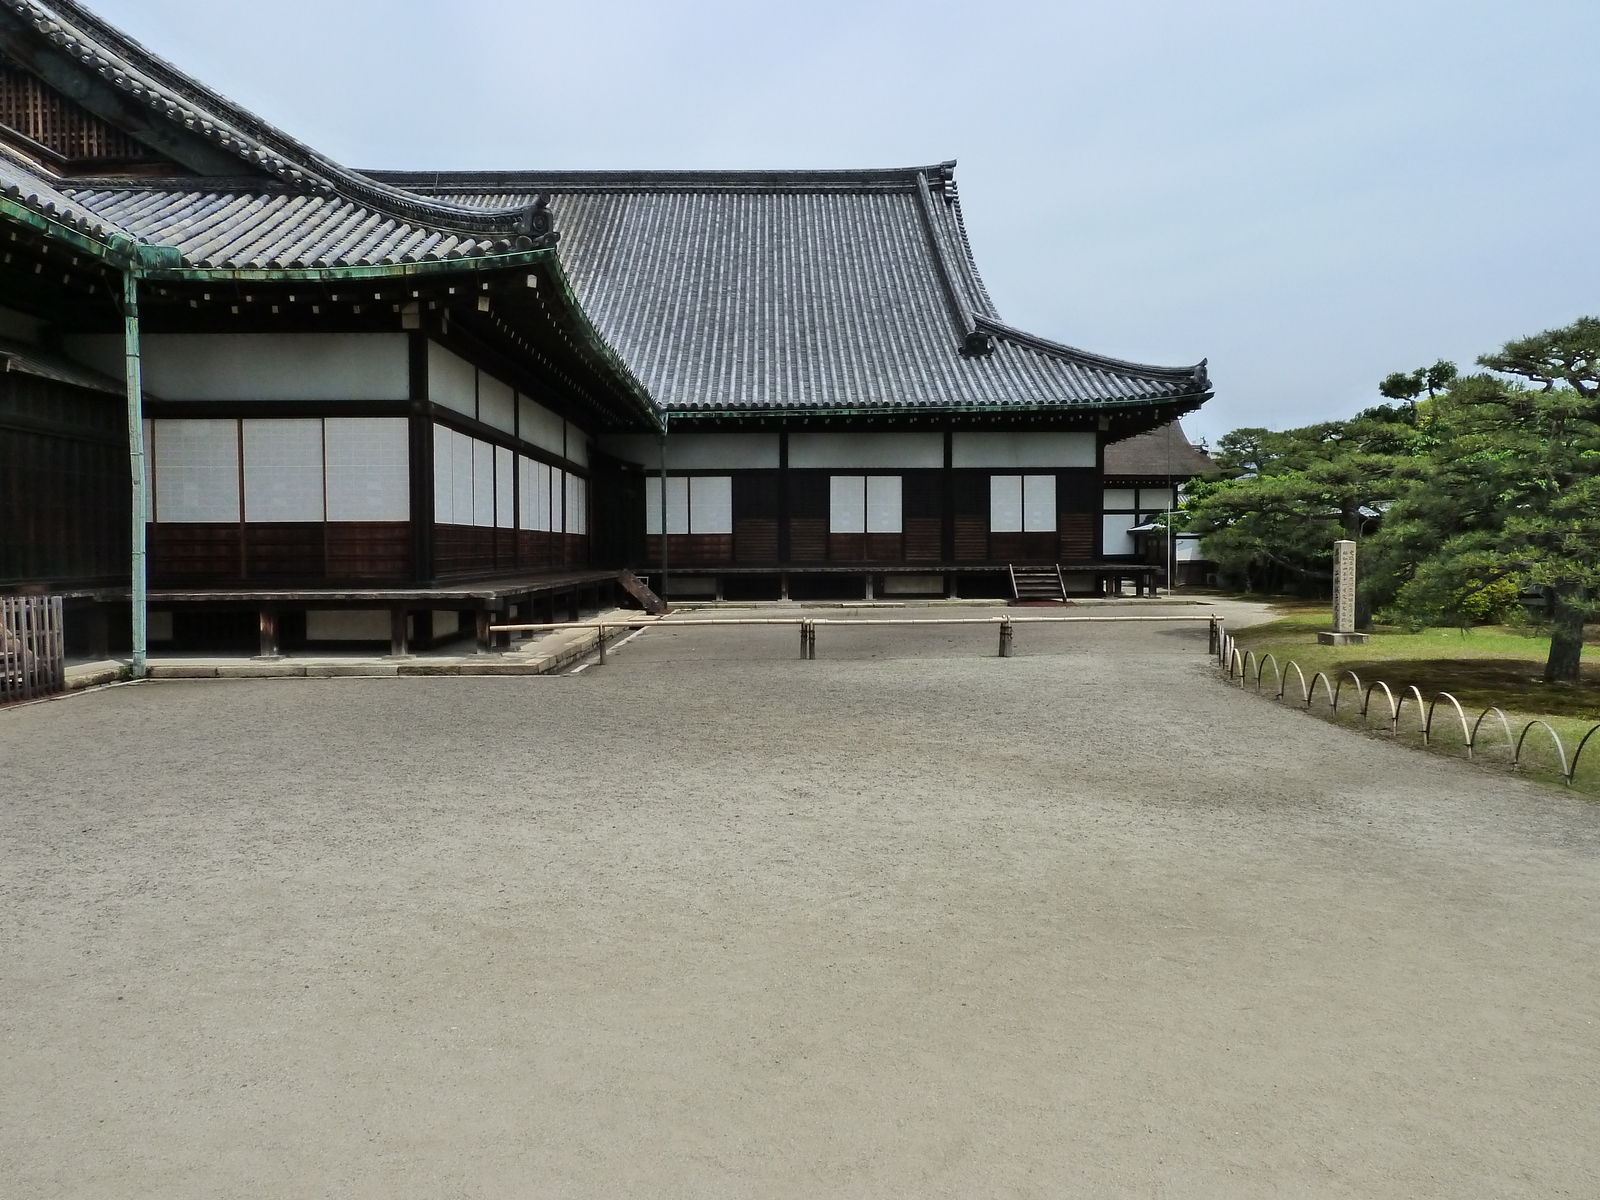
3,601,1598,1197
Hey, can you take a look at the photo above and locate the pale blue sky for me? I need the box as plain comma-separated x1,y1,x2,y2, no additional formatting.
90,0,1600,443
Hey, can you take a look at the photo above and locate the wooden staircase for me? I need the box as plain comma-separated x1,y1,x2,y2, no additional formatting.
1008,563,1068,603
618,568,668,614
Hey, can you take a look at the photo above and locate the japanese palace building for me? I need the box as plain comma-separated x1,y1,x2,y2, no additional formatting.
0,0,1212,656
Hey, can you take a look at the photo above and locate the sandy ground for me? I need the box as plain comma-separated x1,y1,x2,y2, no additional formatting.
2,599,1598,1198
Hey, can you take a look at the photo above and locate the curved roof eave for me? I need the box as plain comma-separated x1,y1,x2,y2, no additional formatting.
4,0,550,238
661,392,1213,422
980,317,1210,392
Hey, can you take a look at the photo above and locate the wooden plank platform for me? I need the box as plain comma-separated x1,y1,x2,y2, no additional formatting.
635,563,1160,575
74,569,622,608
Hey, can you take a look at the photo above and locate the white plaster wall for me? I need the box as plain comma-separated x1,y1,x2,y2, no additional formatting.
495,446,515,529
68,333,409,401
451,429,474,524
306,610,390,641
472,440,495,528
479,374,516,433
990,475,1023,532
153,418,239,522
829,476,865,532
790,432,943,469
325,418,409,522
1023,475,1056,532
428,341,476,417
573,479,588,533
517,456,538,532
519,396,565,456
564,421,588,467
952,431,1095,468
1103,514,1136,555
525,460,552,531
433,424,455,524
866,476,902,533
882,574,944,595
242,418,323,522
688,476,732,535
646,476,690,534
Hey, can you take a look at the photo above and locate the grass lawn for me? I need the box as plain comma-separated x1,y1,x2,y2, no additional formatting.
1226,606,1600,794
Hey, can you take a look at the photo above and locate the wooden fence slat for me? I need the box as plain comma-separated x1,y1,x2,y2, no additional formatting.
1,594,66,707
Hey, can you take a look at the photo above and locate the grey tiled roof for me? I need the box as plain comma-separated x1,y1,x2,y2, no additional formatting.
0,143,128,241
1103,421,1215,478
57,180,536,269
1,1,1212,423
0,0,554,262
370,166,1212,416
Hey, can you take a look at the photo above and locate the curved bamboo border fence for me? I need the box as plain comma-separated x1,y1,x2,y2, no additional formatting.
1210,621,1600,787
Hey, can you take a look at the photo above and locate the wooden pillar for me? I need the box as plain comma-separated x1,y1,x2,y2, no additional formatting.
474,609,492,654
258,607,280,659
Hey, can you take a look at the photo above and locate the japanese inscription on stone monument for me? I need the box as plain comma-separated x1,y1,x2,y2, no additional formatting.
1333,539,1357,634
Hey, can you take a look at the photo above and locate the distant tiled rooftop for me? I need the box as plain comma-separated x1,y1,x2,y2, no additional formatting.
372,166,1212,417
1103,421,1214,478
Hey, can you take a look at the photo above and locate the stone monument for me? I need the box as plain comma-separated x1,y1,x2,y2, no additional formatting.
1318,539,1369,645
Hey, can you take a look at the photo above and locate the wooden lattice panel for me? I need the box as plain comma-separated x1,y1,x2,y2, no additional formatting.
0,55,164,164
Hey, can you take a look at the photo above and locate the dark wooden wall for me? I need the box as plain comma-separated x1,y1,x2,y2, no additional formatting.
151,522,412,585
733,474,779,562
645,533,732,567
435,526,587,578
150,521,589,585
0,372,129,587
640,465,1104,569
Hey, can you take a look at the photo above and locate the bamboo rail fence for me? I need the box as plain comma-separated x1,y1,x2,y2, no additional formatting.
1212,625,1600,787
